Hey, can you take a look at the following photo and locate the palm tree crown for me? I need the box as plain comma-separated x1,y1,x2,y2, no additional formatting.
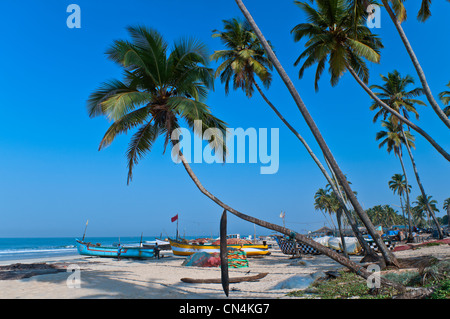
211,18,273,97
376,118,415,157
370,70,426,124
291,0,383,91
388,173,411,197
87,26,227,183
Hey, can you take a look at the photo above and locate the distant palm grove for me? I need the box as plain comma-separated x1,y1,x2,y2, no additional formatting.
87,0,449,291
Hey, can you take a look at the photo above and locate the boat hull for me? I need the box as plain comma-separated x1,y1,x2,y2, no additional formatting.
75,240,154,258
168,238,270,256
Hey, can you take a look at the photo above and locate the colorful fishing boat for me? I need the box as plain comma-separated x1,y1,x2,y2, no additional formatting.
75,239,155,258
168,238,270,257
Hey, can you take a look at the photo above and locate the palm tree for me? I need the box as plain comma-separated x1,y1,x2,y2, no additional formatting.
438,81,450,117
212,17,372,257
413,195,439,228
378,0,450,129
376,118,414,240
389,173,411,229
314,188,337,229
443,198,450,227
370,70,425,124
234,0,402,269
370,70,443,238
291,0,450,162
314,187,349,258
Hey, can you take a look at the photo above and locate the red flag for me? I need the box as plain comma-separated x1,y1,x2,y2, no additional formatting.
171,214,178,223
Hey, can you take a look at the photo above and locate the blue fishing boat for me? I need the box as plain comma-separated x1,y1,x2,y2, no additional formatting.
75,239,155,258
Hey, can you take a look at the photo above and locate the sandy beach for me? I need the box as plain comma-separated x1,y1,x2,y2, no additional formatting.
0,243,449,299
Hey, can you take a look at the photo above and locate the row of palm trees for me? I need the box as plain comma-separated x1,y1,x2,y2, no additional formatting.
86,0,449,291
390,173,450,229
372,69,445,239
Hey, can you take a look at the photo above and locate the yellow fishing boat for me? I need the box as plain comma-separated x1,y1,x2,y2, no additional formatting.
168,238,270,256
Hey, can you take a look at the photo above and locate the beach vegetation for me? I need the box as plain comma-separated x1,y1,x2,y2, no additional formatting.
288,259,450,299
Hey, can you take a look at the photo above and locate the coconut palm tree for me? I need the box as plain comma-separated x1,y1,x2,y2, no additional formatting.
291,0,450,162
378,0,450,129
212,17,372,257
369,70,425,124
370,70,443,239
314,188,337,229
389,173,411,229
234,0,401,268
443,198,450,227
376,118,415,240
87,26,227,184
413,195,439,229
314,187,349,258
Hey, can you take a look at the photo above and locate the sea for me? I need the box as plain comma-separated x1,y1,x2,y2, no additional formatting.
0,236,168,263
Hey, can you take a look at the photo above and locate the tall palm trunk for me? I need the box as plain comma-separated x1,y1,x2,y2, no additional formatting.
399,195,407,231
177,150,405,292
253,82,373,256
235,0,399,267
381,0,450,130
400,127,443,239
337,208,349,259
346,64,450,162
397,148,414,242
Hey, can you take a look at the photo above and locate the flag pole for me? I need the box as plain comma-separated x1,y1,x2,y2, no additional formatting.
82,220,89,242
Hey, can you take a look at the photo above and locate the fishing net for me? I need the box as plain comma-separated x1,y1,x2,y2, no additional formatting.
181,248,249,268
227,248,249,268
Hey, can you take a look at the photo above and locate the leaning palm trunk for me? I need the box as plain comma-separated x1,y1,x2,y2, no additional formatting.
380,0,450,130
346,64,450,162
178,151,405,292
235,0,399,267
400,127,443,239
254,82,374,257
398,148,414,242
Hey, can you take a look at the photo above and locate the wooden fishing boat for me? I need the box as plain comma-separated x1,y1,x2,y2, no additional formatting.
142,239,171,251
75,239,155,258
168,238,270,257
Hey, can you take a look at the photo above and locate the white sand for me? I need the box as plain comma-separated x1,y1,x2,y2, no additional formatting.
0,244,449,299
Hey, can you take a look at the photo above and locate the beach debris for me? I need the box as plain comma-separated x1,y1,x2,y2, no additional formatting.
180,272,268,284
0,263,67,280
271,274,316,290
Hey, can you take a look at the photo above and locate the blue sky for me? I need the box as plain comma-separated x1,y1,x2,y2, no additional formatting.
0,1,449,238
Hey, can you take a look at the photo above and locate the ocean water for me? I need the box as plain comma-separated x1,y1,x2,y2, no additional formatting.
0,236,207,262
0,237,159,262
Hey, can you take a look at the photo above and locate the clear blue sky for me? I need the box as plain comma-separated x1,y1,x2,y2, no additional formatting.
0,1,449,238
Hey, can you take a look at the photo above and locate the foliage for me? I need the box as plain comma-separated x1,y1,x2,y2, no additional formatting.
365,204,406,227
87,26,228,183
287,271,395,299
291,0,383,91
211,17,273,97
